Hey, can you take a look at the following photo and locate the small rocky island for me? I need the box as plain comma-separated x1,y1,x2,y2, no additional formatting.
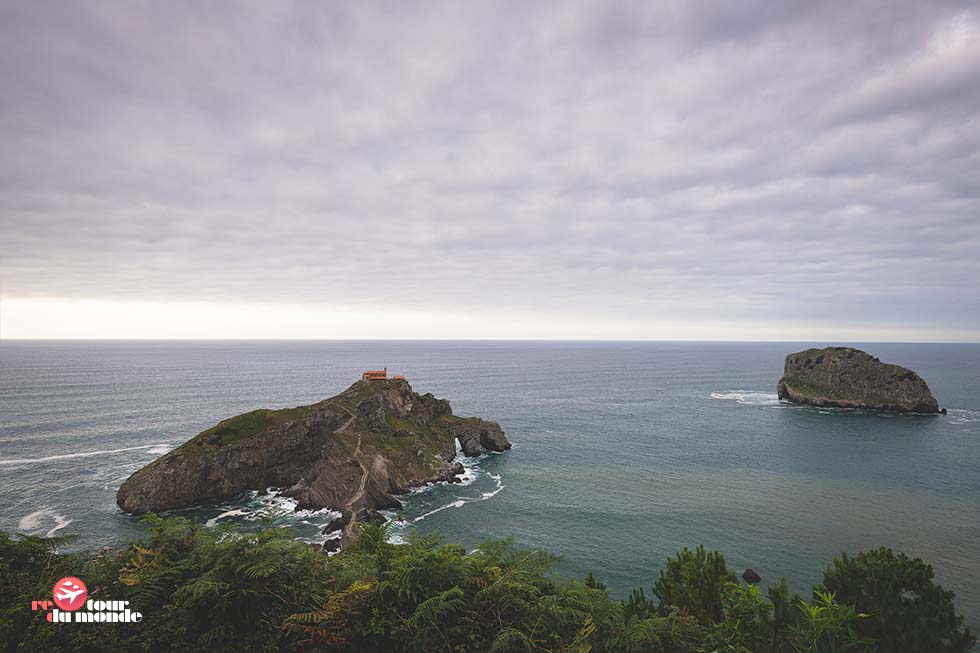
116,373,510,548
776,347,943,414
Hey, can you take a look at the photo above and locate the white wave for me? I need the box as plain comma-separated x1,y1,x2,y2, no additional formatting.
482,470,505,499
385,473,504,539
710,391,781,406
0,444,174,466
19,508,73,537
47,516,71,537
387,530,407,545
293,506,341,520
410,466,506,523
455,450,478,486
248,490,336,519
458,467,477,485
248,491,299,515
205,509,247,527
481,485,505,500
946,409,980,425
18,509,47,531
413,499,467,522
146,444,173,455
380,510,408,543
197,487,342,534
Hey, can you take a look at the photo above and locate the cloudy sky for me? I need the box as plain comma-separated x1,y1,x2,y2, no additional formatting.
1,1,978,340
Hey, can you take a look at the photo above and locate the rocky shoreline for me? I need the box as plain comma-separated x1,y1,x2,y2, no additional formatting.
116,377,510,550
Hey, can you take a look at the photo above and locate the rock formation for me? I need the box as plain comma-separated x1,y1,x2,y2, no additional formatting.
116,377,510,548
776,347,942,414
742,568,762,584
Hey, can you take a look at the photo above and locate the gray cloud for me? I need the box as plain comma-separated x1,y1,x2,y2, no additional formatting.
1,1,978,336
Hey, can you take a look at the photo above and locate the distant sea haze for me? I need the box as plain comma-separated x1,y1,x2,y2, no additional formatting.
1,340,978,628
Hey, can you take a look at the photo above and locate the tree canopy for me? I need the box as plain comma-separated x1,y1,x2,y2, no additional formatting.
818,548,975,653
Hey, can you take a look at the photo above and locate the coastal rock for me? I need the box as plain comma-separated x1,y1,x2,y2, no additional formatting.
435,462,465,484
742,568,762,584
452,418,512,457
322,515,345,535
116,377,511,549
776,347,941,414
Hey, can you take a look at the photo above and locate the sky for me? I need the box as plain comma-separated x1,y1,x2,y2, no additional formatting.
1,1,978,341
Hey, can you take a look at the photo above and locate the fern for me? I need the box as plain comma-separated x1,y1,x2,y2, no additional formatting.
408,587,465,629
490,627,534,652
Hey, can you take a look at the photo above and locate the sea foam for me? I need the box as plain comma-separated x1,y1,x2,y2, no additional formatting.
19,508,73,537
205,509,247,527
383,444,507,544
0,444,174,466
710,391,781,406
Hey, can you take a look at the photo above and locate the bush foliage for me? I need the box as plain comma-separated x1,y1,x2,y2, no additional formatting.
0,517,973,652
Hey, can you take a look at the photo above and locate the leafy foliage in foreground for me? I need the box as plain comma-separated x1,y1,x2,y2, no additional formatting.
818,548,975,653
0,517,974,652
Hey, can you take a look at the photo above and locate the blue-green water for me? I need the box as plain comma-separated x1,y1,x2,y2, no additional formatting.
1,341,978,627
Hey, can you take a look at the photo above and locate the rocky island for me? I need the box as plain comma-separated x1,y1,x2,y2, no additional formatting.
776,347,944,414
116,374,510,547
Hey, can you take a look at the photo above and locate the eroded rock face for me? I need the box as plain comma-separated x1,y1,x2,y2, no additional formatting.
451,418,512,457
776,347,941,413
116,378,511,540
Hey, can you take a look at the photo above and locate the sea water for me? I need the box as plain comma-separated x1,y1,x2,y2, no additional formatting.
1,341,978,627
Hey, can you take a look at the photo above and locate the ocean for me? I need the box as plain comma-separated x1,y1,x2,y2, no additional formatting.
1,341,978,627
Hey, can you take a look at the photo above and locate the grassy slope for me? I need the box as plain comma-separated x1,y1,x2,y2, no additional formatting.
186,404,317,447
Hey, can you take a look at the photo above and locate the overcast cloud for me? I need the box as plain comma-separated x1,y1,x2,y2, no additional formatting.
1,1,978,339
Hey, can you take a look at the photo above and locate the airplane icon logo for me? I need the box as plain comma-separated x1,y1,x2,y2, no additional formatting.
52,577,88,612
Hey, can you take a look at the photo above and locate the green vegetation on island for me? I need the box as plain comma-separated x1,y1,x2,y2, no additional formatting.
191,405,317,447
1,515,973,652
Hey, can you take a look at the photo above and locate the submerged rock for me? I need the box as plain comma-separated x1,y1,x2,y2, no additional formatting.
116,377,510,549
776,347,941,413
742,568,762,584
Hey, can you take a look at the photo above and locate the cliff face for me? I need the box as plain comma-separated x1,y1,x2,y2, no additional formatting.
776,347,942,413
116,379,510,541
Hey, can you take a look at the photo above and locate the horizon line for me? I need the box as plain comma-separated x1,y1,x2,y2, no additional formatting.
2,337,979,345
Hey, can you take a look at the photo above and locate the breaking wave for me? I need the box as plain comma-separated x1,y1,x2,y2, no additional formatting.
169,487,343,545
710,391,781,407
412,471,503,524
385,444,506,543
